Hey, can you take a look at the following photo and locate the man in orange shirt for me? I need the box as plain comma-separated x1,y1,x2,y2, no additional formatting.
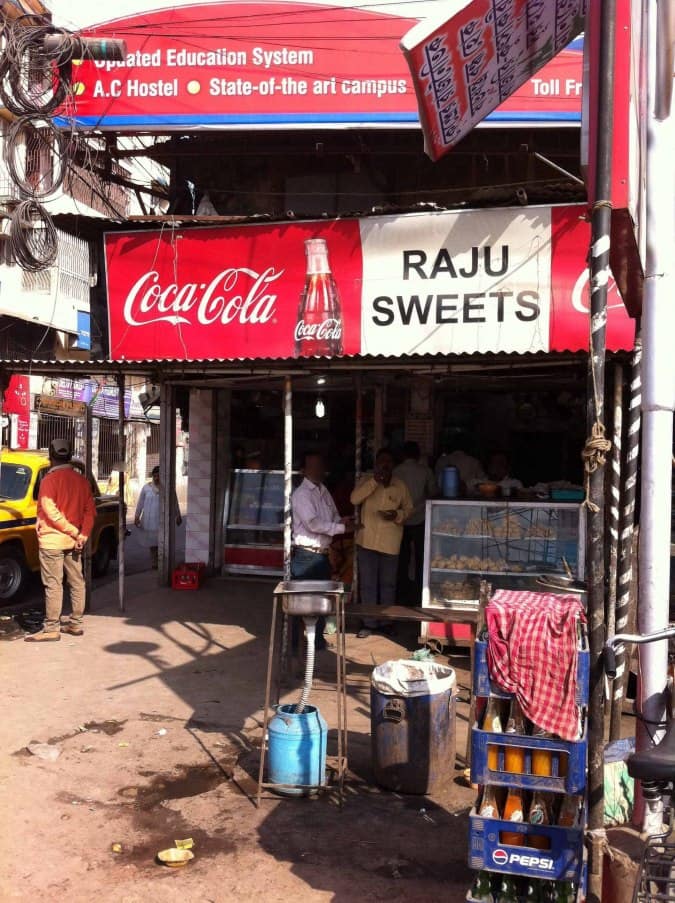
25,438,96,643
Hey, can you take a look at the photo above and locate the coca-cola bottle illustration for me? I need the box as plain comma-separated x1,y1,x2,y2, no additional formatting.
294,238,344,358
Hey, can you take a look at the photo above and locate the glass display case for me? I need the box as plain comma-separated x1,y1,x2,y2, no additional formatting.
224,469,297,576
421,500,585,644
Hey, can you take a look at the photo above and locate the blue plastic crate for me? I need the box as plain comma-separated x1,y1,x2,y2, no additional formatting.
473,639,589,706
470,724,587,794
468,807,585,882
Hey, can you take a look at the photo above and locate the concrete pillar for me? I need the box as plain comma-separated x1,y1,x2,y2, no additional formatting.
185,388,215,567
158,382,177,585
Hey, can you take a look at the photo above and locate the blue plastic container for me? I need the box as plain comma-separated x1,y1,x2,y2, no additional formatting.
267,704,327,795
441,466,460,499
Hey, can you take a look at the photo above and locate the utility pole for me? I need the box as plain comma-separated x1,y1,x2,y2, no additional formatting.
635,0,675,833
585,1,617,899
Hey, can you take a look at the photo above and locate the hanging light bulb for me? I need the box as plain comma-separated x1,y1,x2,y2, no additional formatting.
315,397,325,419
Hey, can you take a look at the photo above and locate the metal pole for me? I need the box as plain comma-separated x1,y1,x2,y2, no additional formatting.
116,374,126,613
373,383,384,452
607,364,624,640
636,0,675,834
280,377,292,681
283,376,293,582
585,1,617,898
353,373,363,601
84,405,93,613
610,335,642,741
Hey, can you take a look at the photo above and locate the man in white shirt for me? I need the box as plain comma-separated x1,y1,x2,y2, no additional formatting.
394,441,437,604
291,453,352,649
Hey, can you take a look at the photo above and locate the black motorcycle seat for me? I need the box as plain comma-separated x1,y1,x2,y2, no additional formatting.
628,718,675,782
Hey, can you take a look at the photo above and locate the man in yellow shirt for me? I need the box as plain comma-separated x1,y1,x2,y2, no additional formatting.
350,448,413,637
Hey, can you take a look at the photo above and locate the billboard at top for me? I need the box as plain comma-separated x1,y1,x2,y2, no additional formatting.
59,0,584,131
400,0,587,160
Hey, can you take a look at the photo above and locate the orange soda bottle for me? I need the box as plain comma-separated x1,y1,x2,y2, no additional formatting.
531,726,553,777
504,697,526,775
482,696,504,771
528,791,553,850
501,788,525,846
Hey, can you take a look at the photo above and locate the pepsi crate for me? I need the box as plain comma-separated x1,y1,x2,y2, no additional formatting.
468,807,585,883
470,724,587,794
473,639,590,706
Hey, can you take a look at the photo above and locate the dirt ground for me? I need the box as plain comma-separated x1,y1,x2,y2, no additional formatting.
0,572,476,903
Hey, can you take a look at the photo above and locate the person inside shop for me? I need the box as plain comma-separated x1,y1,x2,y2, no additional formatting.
291,452,353,650
435,435,486,493
245,451,263,470
134,466,182,569
351,448,413,638
394,441,437,605
485,450,523,497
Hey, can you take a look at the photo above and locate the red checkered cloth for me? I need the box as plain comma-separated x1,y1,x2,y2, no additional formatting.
486,589,586,741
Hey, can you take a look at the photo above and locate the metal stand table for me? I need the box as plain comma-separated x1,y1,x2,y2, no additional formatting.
257,581,349,806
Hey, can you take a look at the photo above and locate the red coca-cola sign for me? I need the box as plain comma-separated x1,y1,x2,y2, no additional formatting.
105,221,363,360
105,206,634,362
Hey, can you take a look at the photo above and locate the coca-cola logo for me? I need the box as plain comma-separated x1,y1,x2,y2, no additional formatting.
294,318,342,342
123,267,283,327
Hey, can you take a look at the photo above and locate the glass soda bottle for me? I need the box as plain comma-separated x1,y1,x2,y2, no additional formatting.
466,870,494,902
523,878,546,902
552,880,576,902
494,876,519,903
294,238,344,358
505,697,526,775
528,790,553,851
531,726,553,777
483,696,505,771
479,784,501,819
501,788,525,846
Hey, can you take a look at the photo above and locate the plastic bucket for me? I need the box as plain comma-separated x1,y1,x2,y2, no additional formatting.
441,466,459,498
370,660,456,794
268,704,327,795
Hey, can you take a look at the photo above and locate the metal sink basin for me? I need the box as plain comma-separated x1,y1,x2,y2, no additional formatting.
274,580,346,615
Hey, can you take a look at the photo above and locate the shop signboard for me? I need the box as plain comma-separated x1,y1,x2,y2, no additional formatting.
104,204,635,362
400,0,587,160
60,1,584,131
3,374,30,416
53,378,144,419
4,375,30,448
35,395,87,417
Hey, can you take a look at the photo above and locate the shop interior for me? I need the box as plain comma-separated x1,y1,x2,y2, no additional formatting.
220,355,598,611
226,355,589,482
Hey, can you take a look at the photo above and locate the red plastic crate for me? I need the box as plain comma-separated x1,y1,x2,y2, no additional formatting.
172,562,206,590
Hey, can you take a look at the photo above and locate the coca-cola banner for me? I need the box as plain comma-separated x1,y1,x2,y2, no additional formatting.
104,205,634,362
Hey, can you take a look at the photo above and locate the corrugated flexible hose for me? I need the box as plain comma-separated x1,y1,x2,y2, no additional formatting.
294,617,317,714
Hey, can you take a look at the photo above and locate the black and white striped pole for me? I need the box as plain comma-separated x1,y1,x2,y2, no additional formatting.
606,363,624,651
609,335,642,742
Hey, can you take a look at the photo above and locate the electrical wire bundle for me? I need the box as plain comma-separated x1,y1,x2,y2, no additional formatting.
0,16,82,270
3,113,69,199
8,198,57,271
0,17,74,116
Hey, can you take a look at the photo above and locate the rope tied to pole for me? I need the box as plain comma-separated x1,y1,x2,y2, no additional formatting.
582,422,612,513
